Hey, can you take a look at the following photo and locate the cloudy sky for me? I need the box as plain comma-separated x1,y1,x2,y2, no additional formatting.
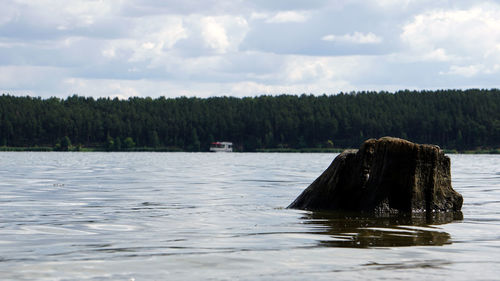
1,0,500,99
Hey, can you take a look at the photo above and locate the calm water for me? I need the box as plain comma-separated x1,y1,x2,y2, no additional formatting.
0,152,499,280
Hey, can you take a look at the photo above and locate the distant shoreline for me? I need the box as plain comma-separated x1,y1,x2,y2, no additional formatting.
1,146,498,154
2,90,500,153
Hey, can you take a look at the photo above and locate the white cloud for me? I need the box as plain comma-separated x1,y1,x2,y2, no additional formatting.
196,15,249,54
2,0,500,98
230,81,283,96
176,55,227,77
283,55,375,86
9,0,119,30
64,78,142,100
60,0,114,27
440,64,484,77
52,53,376,98
372,0,413,8
266,11,309,23
101,47,116,58
401,3,500,75
200,17,231,53
0,65,66,90
228,80,353,96
322,32,382,44
0,2,18,26
100,14,248,68
250,12,269,21
421,48,455,62
128,16,188,62
59,77,231,98
99,15,188,68
285,57,334,82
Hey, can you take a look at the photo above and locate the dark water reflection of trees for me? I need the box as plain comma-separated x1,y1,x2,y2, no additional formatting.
301,211,463,248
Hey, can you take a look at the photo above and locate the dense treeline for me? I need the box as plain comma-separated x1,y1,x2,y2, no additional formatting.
1,89,499,151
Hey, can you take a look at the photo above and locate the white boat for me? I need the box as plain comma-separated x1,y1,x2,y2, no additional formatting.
210,141,233,152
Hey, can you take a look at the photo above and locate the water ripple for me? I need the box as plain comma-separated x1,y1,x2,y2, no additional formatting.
0,152,498,280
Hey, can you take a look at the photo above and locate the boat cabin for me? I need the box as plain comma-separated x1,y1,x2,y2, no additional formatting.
210,141,233,152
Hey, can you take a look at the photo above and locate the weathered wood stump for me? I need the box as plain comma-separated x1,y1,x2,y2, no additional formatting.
288,137,463,214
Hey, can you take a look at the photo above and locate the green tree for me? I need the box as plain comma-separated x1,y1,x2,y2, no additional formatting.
150,130,160,148
55,136,72,151
189,128,200,151
115,137,122,151
1,90,500,151
61,136,72,151
106,135,115,151
123,137,135,150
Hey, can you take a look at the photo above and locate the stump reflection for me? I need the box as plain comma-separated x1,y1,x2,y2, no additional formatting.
300,211,463,248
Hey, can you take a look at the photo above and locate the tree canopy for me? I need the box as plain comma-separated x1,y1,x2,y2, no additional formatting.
1,89,499,151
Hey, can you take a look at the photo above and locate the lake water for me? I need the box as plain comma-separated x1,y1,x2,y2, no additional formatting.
0,152,499,280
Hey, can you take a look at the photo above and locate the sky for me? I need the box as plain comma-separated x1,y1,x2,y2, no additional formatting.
1,0,500,99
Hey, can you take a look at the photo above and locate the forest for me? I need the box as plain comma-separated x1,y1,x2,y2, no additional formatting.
0,89,499,152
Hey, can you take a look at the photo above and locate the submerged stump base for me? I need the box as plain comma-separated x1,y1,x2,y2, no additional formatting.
288,137,463,215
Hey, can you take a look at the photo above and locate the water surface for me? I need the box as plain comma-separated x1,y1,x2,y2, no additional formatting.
0,152,499,280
